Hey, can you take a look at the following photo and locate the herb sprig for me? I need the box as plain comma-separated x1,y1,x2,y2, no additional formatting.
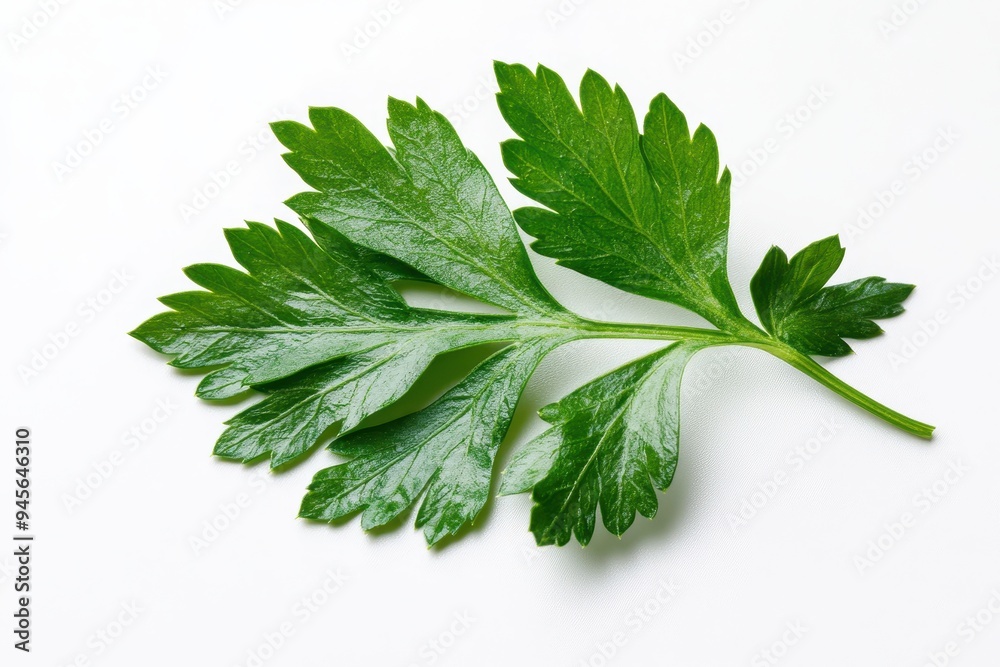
133,63,933,547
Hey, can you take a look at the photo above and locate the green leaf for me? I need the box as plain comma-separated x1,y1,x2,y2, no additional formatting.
750,235,914,356
214,337,439,468
132,219,407,396
494,62,741,329
131,218,532,467
498,428,562,496
133,74,934,548
525,342,708,546
273,99,565,318
354,247,431,283
299,339,561,545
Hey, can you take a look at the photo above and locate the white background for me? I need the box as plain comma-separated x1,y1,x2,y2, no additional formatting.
3,1,1000,665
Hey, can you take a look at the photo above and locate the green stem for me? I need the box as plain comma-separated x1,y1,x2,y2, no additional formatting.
746,340,935,439
567,316,934,439
573,318,742,344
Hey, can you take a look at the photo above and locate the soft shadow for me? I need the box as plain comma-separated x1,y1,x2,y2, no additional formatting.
354,343,507,429
394,280,509,315
570,472,695,564
296,503,416,542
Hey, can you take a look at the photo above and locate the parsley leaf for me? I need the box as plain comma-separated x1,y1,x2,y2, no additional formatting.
503,342,707,546
134,66,934,548
750,235,914,356
300,339,562,544
494,62,744,331
132,218,532,468
274,100,566,318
